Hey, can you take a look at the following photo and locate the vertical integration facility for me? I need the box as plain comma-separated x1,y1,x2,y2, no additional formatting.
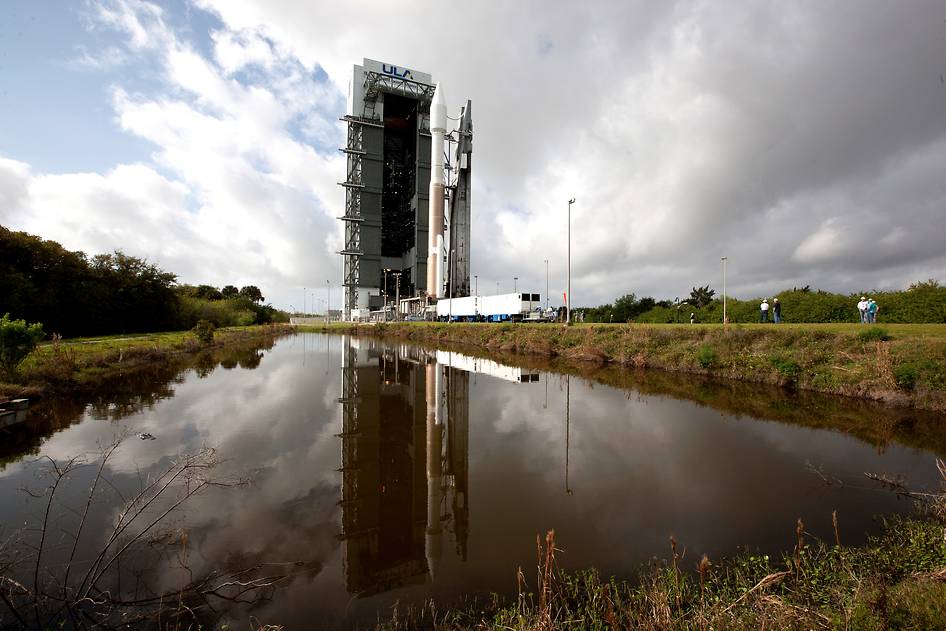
339,59,473,320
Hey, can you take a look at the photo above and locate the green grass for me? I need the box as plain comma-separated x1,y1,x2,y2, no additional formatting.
372,512,946,631
1,324,293,397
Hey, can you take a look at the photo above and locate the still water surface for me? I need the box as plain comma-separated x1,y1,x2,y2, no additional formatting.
1,333,944,628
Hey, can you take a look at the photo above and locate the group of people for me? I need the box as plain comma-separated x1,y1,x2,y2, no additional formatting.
857,296,879,323
759,298,782,323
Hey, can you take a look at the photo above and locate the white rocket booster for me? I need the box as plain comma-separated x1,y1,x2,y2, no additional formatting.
427,83,447,299
425,361,444,579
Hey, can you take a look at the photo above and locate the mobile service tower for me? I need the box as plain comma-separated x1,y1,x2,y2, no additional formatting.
339,59,473,321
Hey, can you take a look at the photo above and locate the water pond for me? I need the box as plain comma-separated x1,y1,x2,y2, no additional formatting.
1,332,944,628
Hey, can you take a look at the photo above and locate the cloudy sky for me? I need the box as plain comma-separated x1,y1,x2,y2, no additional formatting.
2,0,944,309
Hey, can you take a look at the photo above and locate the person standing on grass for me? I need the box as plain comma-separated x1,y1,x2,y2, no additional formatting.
868,298,878,323
773,297,782,323
760,298,769,323
857,296,868,323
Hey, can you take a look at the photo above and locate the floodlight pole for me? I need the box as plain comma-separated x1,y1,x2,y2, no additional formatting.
566,198,575,325
393,271,402,320
544,259,549,311
721,257,728,325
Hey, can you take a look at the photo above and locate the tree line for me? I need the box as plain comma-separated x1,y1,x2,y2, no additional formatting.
0,226,285,337
582,281,946,324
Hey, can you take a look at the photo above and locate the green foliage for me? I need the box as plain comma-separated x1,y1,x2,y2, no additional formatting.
1,227,286,337
193,284,224,300
769,354,800,379
583,293,658,323
0,313,45,380
894,363,919,390
632,282,946,324
697,345,718,369
690,284,716,308
0,227,178,336
192,319,216,345
858,326,891,342
239,285,264,303
177,296,256,329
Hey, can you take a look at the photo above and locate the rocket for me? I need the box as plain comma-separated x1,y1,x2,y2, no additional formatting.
427,83,447,299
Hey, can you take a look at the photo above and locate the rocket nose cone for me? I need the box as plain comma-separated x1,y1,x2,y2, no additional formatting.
432,82,446,106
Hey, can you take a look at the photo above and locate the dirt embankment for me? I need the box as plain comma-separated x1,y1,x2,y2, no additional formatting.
304,322,946,413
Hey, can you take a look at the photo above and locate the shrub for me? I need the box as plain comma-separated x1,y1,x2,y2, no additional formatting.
192,319,216,345
858,327,891,342
894,363,919,390
0,313,45,380
697,345,718,369
769,355,800,380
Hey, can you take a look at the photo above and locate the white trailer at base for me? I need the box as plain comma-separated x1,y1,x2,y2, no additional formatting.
435,293,542,321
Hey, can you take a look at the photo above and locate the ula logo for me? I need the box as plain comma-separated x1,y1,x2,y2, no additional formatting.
382,64,413,80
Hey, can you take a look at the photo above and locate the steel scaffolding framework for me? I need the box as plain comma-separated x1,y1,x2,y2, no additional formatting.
338,70,435,317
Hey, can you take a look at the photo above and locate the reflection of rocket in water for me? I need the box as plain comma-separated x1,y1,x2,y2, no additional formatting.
445,366,470,561
338,339,472,595
425,362,444,579
425,360,472,579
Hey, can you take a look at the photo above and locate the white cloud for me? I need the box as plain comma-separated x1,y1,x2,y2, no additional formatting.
793,219,846,263
3,0,945,309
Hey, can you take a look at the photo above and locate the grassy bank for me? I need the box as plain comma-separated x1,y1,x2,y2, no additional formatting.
377,507,946,631
0,324,294,399
301,322,946,412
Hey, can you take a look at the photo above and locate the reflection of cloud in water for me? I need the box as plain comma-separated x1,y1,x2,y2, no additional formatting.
2,333,945,627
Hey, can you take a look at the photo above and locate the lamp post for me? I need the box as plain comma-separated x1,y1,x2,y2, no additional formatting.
514,276,518,293
392,271,402,320
326,280,331,322
721,257,728,325
544,259,549,311
566,197,575,325
474,274,478,296
303,286,306,317
383,268,392,314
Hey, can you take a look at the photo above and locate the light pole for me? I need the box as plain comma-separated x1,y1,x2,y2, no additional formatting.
544,259,549,311
392,271,402,320
566,197,575,325
383,268,391,311
326,280,331,322
514,276,518,293
721,257,728,325
303,286,306,316
474,274,478,296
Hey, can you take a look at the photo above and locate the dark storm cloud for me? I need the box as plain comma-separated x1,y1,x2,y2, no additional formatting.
3,0,944,307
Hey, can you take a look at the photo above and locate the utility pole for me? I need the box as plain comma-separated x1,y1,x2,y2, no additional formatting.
514,276,518,293
303,286,306,316
567,197,575,325
474,274,478,296
544,259,549,311
721,257,728,325
326,280,331,322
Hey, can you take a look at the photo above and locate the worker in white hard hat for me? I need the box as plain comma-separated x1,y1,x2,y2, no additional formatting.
760,298,770,323
857,296,868,323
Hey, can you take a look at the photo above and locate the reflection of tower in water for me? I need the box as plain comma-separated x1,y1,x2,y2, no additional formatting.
338,337,470,596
